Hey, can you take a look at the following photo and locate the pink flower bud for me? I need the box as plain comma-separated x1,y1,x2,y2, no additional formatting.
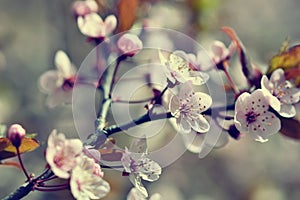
7,124,26,148
117,33,143,57
72,0,98,17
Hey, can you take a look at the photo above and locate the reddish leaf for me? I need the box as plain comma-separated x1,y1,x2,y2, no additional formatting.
280,118,300,140
222,27,257,86
117,0,139,33
267,44,300,86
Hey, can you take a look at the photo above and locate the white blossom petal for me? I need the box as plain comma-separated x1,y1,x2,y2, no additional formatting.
39,70,59,93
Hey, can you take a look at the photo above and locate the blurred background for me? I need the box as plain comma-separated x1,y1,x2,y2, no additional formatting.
0,0,300,199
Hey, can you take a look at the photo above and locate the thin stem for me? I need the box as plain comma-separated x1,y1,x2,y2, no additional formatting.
16,147,30,181
105,112,173,137
96,55,125,131
37,175,58,183
153,85,168,104
35,186,68,192
223,61,240,95
3,168,54,200
38,183,69,188
109,55,126,94
100,164,124,169
112,97,154,104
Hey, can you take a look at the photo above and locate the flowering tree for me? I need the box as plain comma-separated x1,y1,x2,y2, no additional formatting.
0,0,300,199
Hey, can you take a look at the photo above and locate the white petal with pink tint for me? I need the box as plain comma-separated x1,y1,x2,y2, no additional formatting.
39,50,76,107
70,156,110,200
46,130,83,179
170,82,212,134
261,69,300,118
117,33,143,56
234,90,281,142
77,13,117,38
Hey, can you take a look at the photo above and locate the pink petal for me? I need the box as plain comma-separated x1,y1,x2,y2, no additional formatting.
104,15,117,35
270,68,285,84
177,117,191,134
39,70,59,93
55,50,76,78
278,104,296,118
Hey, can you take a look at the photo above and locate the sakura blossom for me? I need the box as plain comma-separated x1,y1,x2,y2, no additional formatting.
39,50,77,108
72,0,98,16
70,155,110,200
158,50,209,87
46,130,83,179
121,137,162,197
117,33,143,57
234,89,281,143
209,40,235,66
127,187,162,200
169,81,212,134
77,13,117,39
186,50,215,72
261,68,300,118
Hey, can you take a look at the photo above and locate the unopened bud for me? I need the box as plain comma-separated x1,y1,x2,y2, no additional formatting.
117,33,143,57
7,124,26,148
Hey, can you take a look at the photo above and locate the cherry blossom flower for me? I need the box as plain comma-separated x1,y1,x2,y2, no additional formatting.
46,130,83,179
186,50,215,72
210,41,234,64
121,138,162,197
127,187,162,200
39,50,76,108
209,40,235,70
7,124,26,148
117,33,143,57
234,89,281,142
158,50,209,87
70,155,110,200
261,68,300,118
169,81,212,134
77,13,117,39
72,0,98,16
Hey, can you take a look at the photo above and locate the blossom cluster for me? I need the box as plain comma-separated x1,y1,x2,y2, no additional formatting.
2,0,300,199
46,130,110,199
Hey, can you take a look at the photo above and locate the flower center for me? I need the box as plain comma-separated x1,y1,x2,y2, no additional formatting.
63,76,76,91
245,111,259,124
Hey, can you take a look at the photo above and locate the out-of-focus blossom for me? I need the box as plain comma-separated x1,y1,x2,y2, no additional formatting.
186,50,215,72
46,130,83,179
93,162,104,178
7,124,26,148
261,68,300,118
234,89,281,142
159,50,209,87
0,51,6,70
77,13,117,39
117,33,143,57
72,0,98,16
127,187,162,200
169,81,212,134
209,40,235,69
83,145,101,162
70,155,110,200
121,138,162,197
39,50,76,108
